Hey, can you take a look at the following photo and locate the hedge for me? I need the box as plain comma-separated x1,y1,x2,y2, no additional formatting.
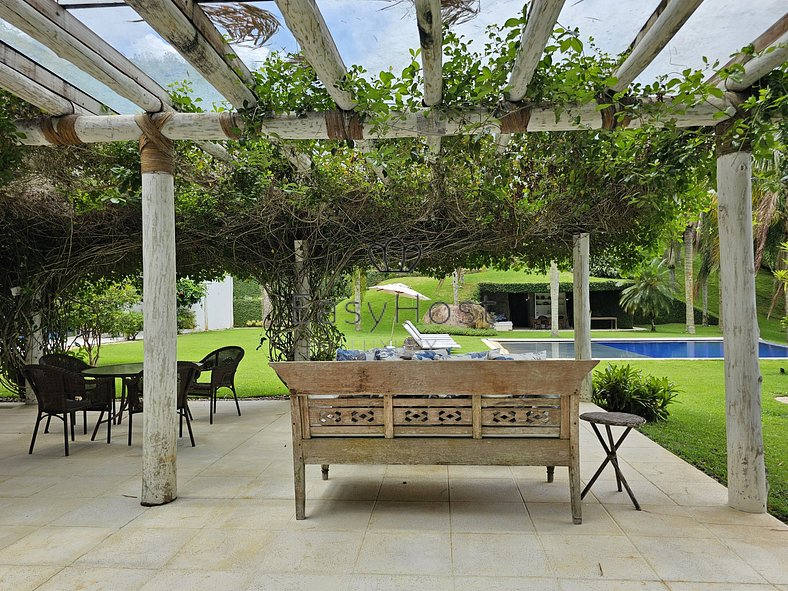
474,279,630,297
234,279,262,327
415,323,497,336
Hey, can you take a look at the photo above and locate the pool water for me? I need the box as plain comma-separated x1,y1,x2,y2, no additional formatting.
492,339,788,359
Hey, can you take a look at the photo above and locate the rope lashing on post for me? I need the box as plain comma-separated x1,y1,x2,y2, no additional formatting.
39,115,82,145
219,112,242,140
499,105,531,134
135,112,174,174
325,110,364,141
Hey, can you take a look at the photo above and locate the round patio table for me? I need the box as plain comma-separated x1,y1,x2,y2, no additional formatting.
82,363,144,425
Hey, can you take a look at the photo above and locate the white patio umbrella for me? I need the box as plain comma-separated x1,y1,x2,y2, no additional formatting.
370,282,431,346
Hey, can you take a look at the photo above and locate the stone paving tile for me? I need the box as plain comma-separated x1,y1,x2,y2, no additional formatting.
124,497,224,529
540,534,660,581
211,498,295,530
308,476,384,501
348,574,454,591
36,566,154,591
245,573,349,590
558,580,669,591
368,501,450,532
527,502,621,534
73,527,199,569
0,496,85,527
604,504,713,538
455,576,559,590
378,477,449,502
256,530,364,574
166,528,275,571
0,525,112,567
289,500,375,531
448,465,513,479
667,584,779,591
722,532,788,585
449,477,523,502
50,496,148,528
451,532,550,578
355,531,452,576
630,535,767,584
141,569,250,591
450,501,534,534
0,565,61,591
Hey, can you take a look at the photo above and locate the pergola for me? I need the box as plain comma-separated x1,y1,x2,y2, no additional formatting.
0,0,785,514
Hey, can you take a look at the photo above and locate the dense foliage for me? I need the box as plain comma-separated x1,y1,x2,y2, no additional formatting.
593,363,680,423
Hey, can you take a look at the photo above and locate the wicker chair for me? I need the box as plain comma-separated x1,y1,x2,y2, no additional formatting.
127,362,200,447
22,364,93,456
39,353,115,443
188,346,244,424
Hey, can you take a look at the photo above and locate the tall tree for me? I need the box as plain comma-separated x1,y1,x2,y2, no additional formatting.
684,225,696,334
619,260,676,332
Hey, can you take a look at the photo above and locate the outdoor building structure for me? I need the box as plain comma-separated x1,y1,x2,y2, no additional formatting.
0,0,784,521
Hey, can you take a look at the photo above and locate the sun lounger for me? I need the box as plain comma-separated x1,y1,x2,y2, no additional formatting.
402,320,460,350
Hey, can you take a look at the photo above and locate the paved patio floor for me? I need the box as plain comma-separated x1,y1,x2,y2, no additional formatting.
0,400,785,590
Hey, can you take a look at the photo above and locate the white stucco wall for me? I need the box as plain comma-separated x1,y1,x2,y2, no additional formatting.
191,276,234,331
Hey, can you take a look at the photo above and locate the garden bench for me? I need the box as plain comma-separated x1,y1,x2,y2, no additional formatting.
271,359,597,524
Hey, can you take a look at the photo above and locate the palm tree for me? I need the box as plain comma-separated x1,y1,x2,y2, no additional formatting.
619,260,676,332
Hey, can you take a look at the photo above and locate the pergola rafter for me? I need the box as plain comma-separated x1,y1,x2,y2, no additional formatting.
416,0,443,155
0,40,114,115
707,12,788,88
611,0,705,92
123,0,257,109
497,0,565,150
274,0,355,111
0,0,169,112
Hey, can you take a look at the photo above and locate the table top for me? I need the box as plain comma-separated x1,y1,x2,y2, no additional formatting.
82,363,144,378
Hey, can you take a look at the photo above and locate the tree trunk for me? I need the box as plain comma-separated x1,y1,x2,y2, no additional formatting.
684,226,696,334
23,310,43,404
702,277,709,326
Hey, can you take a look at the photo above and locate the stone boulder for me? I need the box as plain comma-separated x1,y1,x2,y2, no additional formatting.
421,302,493,329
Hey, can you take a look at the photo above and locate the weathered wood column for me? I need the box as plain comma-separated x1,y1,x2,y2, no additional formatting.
23,310,43,404
573,234,592,401
138,113,178,506
716,122,767,513
550,261,560,337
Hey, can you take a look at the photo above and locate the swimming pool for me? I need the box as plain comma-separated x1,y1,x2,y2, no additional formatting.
489,338,788,359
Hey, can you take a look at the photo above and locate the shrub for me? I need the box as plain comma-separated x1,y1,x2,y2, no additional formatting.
177,308,197,331
246,319,263,327
115,310,143,340
592,363,680,422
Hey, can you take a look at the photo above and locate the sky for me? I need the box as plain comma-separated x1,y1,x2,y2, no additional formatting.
1,0,785,114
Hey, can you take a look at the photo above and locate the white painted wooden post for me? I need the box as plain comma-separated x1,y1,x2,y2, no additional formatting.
550,261,560,337
684,226,696,334
138,115,178,506
573,234,592,401
716,128,767,513
294,240,310,361
23,310,43,404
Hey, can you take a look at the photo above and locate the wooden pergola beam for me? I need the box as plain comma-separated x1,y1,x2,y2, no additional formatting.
611,0,704,92
707,13,788,87
505,0,566,103
0,41,115,115
14,94,740,145
274,0,356,110
123,0,257,109
0,0,170,112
